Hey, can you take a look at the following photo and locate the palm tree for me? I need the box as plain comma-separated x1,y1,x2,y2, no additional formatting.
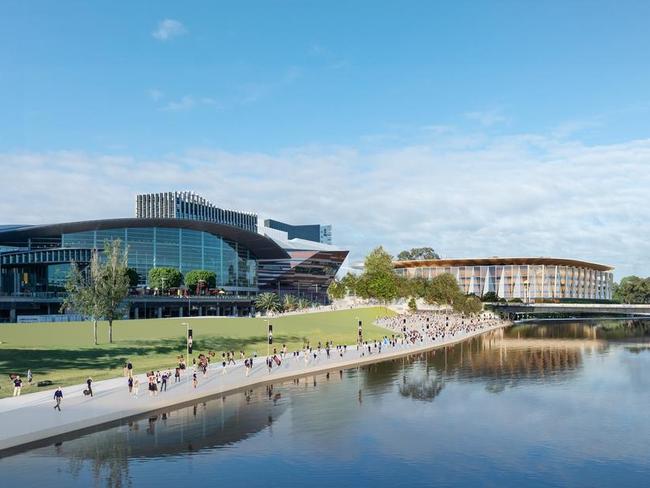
297,297,311,310
282,294,298,312
255,292,281,315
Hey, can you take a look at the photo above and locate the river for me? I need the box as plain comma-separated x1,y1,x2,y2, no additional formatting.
1,319,649,487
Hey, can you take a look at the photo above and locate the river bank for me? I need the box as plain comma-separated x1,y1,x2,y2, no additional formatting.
0,320,508,454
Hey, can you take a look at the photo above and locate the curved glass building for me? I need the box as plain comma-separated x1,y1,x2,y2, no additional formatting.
0,218,287,295
394,257,614,301
0,213,348,322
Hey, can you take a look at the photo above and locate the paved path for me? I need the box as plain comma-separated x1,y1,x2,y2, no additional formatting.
0,323,506,453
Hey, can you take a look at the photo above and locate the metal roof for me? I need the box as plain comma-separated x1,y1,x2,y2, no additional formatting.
0,218,289,260
393,257,614,272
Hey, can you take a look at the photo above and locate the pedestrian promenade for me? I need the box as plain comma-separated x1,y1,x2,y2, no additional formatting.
0,320,507,453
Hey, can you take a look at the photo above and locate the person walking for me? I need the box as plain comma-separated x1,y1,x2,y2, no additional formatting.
192,372,198,389
161,371,168,392
86,377,93,397
127,361,133,379
174,367,181,383
128,376,133,395
133,377,140,397
27,369,33,385
13,376,22,396
53,387,63,411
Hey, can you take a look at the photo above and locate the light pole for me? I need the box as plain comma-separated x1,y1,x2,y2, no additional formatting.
357,317,362,349
181,322,191,378
266,318,273,373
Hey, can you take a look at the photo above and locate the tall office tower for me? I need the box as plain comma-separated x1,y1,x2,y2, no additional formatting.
264,219,333,244
135,191,258,232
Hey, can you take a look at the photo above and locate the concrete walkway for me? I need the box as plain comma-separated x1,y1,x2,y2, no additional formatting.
0,323,506,453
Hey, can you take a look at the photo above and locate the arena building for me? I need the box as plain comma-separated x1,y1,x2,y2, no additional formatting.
0,193,347,322
394,257,614,301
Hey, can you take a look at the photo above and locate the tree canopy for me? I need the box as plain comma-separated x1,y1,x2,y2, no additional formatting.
455,295,483,315
327,280,346,300
340,272,359,296
148,267,183,290
255,292,281,314
397,247,440,261
125,268,139,287
61,250,104,345
61,239,130,344
185,269,217,290
425,273,463,306
613,276,650,304
356,246,399,301
100,239,131,343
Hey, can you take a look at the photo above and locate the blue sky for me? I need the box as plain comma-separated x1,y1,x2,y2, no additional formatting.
2,1,650,277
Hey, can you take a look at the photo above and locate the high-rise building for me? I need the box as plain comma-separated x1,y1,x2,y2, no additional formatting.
136,192,257,233
264,219,332,245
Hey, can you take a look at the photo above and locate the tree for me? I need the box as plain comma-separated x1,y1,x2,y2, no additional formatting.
255,292,281,314
125,268,139,287
455,295,483,315
148,267,183,292
408,297,417,312
481,291,498,302
297,297,311,309
357,246,399,302
99,240,130,344
185,270,217,291
340,272,359,296
282,294,298,312
327,280,346,300
397,247,440,261
426,273,462,307
403,276,431,299
614,276,650,304
61,251,104,345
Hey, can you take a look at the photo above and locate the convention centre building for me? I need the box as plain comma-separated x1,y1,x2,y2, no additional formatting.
0,192,348,322
394,257,614,301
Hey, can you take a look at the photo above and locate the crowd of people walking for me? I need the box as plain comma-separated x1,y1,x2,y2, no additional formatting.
10,310,506,412
376,311,504,345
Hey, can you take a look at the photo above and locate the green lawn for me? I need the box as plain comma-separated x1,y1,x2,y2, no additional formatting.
0,307,395,398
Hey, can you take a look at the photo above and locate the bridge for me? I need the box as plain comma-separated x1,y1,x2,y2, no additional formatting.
491,302,650,320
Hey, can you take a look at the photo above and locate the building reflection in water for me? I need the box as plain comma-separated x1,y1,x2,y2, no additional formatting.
25,320,650,487
38,387,288,487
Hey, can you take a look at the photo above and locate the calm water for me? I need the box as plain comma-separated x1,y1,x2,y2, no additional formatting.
2,320,650,487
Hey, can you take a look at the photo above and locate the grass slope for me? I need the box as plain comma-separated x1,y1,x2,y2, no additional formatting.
0,307,394,398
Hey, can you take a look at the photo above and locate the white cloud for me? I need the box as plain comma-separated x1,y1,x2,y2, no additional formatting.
1,130,649,279
152,19,187,41
160,95,218,111
465,109,509,127
148,88,164,101
162,95,196,111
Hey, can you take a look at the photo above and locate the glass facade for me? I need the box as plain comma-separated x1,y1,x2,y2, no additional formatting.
61,227,257,290
396,262,614,301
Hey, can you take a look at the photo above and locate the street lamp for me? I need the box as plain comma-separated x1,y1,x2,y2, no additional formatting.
357,317,362,348
266,319,273,373
180,322,191,378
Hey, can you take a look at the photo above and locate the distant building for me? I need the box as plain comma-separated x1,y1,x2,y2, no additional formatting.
136,191,257,233
258,223,347,302
394,257,614,301
264,219,332,245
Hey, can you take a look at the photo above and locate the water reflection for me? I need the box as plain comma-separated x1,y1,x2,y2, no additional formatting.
2,320,650,488
32,389,288,487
